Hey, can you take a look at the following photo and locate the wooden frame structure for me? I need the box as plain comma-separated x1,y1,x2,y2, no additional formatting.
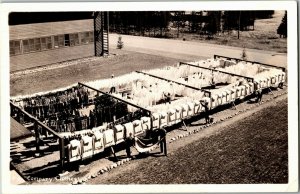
213,54,286,72
10,102,66,171
135,70,211,97
179,61,255,83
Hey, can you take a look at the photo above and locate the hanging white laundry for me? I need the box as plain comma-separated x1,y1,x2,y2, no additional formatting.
141,117,151,131
187,101,195,116
68,139,82,162
159,111,168,127
93,130,104,155
124,122,134,138
82,135,94,159
114,124,125,145
152,113,160,130
132,120,144,136
103,129,115,148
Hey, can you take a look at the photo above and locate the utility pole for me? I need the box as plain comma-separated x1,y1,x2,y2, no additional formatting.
238,11,241,39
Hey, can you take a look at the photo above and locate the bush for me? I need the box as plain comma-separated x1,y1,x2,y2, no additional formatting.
117,36,124,49
277,11,287,38
241,46,247,60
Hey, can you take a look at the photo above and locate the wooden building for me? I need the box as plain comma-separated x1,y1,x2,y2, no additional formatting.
9,12,109,72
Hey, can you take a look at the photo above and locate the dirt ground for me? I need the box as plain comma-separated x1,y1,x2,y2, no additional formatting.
10,49,198,97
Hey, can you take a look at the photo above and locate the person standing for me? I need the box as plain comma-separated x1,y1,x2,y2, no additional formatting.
256,89,263,103
158,128,167,156
125,133,135,158
200,100,211,124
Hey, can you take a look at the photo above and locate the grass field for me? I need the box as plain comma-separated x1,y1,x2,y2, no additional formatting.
10,50,187,96
94,99,288,184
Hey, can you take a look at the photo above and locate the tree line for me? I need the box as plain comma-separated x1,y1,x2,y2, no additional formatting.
108,11,287,38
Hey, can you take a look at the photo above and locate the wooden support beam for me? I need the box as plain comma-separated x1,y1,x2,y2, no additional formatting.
10,102,65,171
10,102,62,138
135,71,211,97
78,82,152,115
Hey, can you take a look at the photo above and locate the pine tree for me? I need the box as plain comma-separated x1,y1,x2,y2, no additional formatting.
241,46,247,61
204,11,220,38
117,35,124,49
173,11,185,38
277,11,287,38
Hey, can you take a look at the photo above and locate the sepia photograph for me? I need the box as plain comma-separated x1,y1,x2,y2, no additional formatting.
1,1,298,193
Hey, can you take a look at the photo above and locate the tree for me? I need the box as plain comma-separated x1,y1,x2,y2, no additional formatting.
241,46,247,60
254,11,274,19
117,35,124,49
204,11,220,38
277,11,287,38
173,11,186,38
223,11,255,32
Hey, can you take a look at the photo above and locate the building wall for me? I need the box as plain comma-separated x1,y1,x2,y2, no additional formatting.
10,19,95,72
10,44,94,72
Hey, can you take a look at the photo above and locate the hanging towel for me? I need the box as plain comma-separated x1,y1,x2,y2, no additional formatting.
93,130,104,154
175,106,183,122
152,113,160,130
181,104,189,118
167,108,176,124
159,112,168,127
103,129,115,148
82,135,94,159
211,94,218,108
132,120,143,136
225,90,232,102
141,117,151,131
187,102,195,116
221,92,227,105
193,100,201,114
124,122,135,138
69,139,82,162
114,124,125,144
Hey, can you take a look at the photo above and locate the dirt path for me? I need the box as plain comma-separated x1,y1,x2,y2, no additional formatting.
109,33,287,68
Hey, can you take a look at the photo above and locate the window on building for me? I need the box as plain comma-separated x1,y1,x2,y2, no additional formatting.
80,31,94,44
47,37,52,49
29,39,35,52
69,33,80,46
23,39,30,53
89,31,94,43
40,37,52,51
9,40,21,56
64,34,70,46
54,35,64,48
34,38,41,51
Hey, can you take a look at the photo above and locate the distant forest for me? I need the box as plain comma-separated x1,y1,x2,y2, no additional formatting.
9,11,286,38
108,11,276,38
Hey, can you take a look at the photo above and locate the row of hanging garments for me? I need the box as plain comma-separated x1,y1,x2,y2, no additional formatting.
19,86,91,119
86,72,145,92
46,115,91,133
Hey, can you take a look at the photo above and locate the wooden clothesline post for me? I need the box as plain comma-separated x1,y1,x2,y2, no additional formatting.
10,102,65,172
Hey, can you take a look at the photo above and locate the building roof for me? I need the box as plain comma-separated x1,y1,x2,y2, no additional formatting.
9,12,94,25
10,117,33,141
